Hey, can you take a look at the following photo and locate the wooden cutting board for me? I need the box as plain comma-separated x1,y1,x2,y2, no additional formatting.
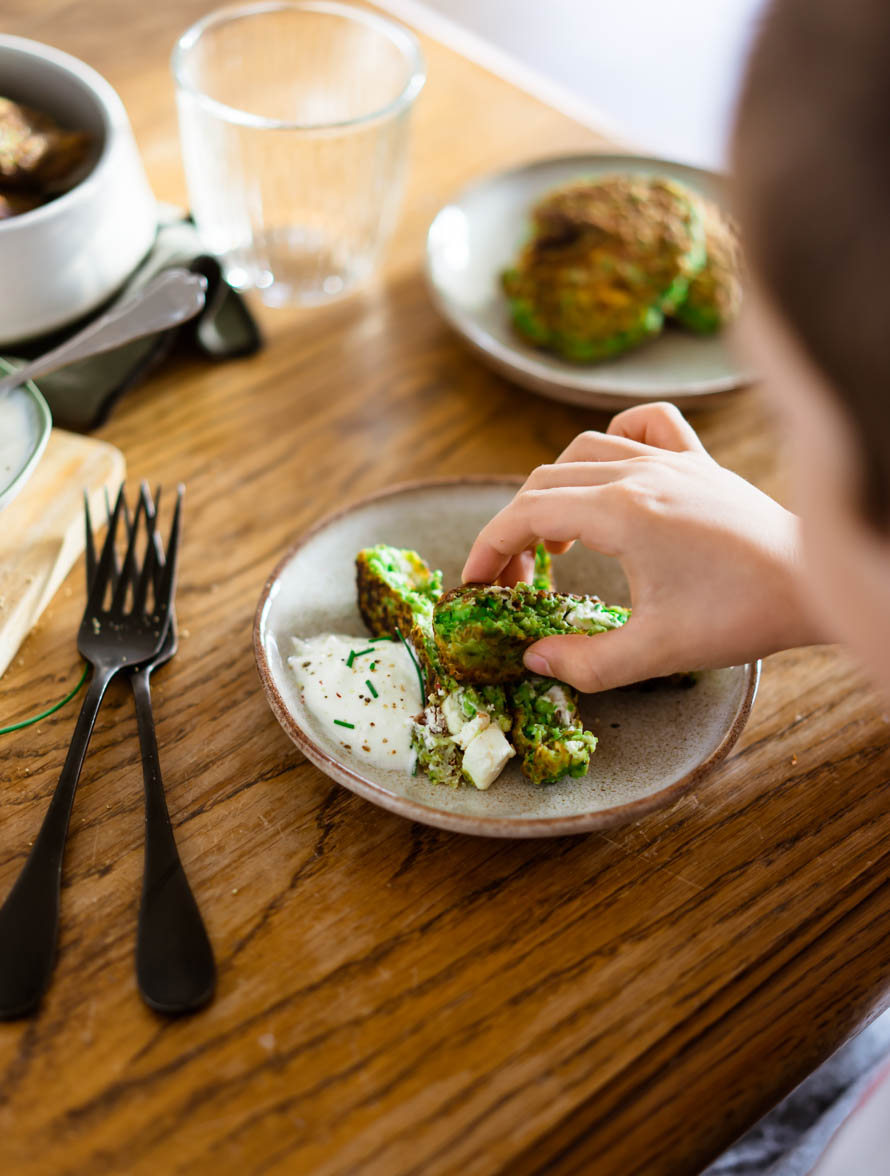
0,429,125,679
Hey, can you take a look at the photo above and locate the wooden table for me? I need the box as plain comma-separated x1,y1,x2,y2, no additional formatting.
3,4,890,1174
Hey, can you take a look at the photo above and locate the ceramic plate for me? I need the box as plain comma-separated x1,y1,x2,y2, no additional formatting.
0,358,51,512
255,480,758,837
425,153,756,412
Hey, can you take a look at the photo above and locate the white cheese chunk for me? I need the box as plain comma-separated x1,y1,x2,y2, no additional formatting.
542,684,574,724
455,712,490,750
441,692,466,736
462,723,515,791
564,600,606,628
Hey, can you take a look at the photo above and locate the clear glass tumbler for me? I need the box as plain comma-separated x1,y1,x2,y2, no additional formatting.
171,1,425,306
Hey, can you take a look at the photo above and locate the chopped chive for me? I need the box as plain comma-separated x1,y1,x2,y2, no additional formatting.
369,635,393,643
333,719,355,729
350,647,375,663
395,627,426,704
346,650,356,668
369,661,376,671
366,679,378,699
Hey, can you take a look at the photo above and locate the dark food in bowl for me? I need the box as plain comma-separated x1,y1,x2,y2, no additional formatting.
0,95,92,216
0,190,42,220
502,172,744,362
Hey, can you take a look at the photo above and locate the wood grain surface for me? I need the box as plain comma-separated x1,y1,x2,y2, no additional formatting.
2,4,890,1175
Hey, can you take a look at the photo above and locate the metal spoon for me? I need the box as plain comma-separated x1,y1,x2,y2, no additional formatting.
0,268,208,401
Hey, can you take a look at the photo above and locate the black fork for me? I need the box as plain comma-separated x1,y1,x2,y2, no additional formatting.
0,486,180,1018
87,488,215,1014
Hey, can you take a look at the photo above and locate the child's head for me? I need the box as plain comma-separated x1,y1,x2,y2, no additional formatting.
732,0,890,693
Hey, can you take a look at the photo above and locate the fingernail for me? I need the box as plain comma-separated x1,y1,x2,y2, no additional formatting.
524,651,551,676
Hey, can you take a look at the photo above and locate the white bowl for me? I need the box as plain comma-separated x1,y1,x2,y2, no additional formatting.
0,36,157,346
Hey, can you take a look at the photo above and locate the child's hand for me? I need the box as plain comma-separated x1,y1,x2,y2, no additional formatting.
462,403,820,692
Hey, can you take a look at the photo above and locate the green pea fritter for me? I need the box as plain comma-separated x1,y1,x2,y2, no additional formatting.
356,544,442,642
510,676,598,786
433,583,630,685
501,173,706,362
672,197,743,333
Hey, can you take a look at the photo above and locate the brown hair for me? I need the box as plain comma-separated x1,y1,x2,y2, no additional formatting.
732,0,890,524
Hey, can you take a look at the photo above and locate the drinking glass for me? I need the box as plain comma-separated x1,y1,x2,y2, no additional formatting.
171,1,425,306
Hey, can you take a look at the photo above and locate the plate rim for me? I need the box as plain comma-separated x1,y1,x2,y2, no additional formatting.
254,475,760,837
424,151,757,407
0,357,52,512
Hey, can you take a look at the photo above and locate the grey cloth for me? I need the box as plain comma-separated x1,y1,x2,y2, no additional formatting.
3,205,261,431
701,1011,890,1176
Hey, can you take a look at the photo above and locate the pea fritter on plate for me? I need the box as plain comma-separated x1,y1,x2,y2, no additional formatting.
671,196,744,333
510,676,598,786
501,174,706,362
356,544,442,642
433,583,631,685
414,682,514,790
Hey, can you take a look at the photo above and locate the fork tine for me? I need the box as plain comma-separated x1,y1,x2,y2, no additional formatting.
147,485,168,611
110,489,146,616
153,486,184,619
108,487,130,594
86,487,128,596
149,484,166,571
86,485,126,613
133,484,161,615
84,493,97,590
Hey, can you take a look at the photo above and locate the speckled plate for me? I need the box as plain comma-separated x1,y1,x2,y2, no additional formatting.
425,153,756,412
254,479,759,837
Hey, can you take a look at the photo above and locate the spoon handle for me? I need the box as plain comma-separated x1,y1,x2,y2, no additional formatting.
0,268,208,400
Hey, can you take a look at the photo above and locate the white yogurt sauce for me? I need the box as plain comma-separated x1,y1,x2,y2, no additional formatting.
0,387,39,485
288,634,422,772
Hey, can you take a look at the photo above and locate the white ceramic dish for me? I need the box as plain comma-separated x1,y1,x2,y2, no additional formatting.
0,36,157,345
0,359,52,512
254,479,759,837
425,153,756,412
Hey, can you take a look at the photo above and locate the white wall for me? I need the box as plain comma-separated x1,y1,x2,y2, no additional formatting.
380,0,770,168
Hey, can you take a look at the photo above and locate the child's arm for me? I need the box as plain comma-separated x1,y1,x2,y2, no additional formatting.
462,402,822,692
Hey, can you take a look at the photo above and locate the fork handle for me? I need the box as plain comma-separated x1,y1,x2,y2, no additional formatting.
132,667,215,1014
0,665,114,1018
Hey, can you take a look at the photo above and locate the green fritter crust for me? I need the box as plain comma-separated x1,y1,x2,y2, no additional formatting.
356,544,449,692
502,173,706,363
672,197,743,333
356,545,443,640
510,676,597,785
433,583,630,685
412,717,463,787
